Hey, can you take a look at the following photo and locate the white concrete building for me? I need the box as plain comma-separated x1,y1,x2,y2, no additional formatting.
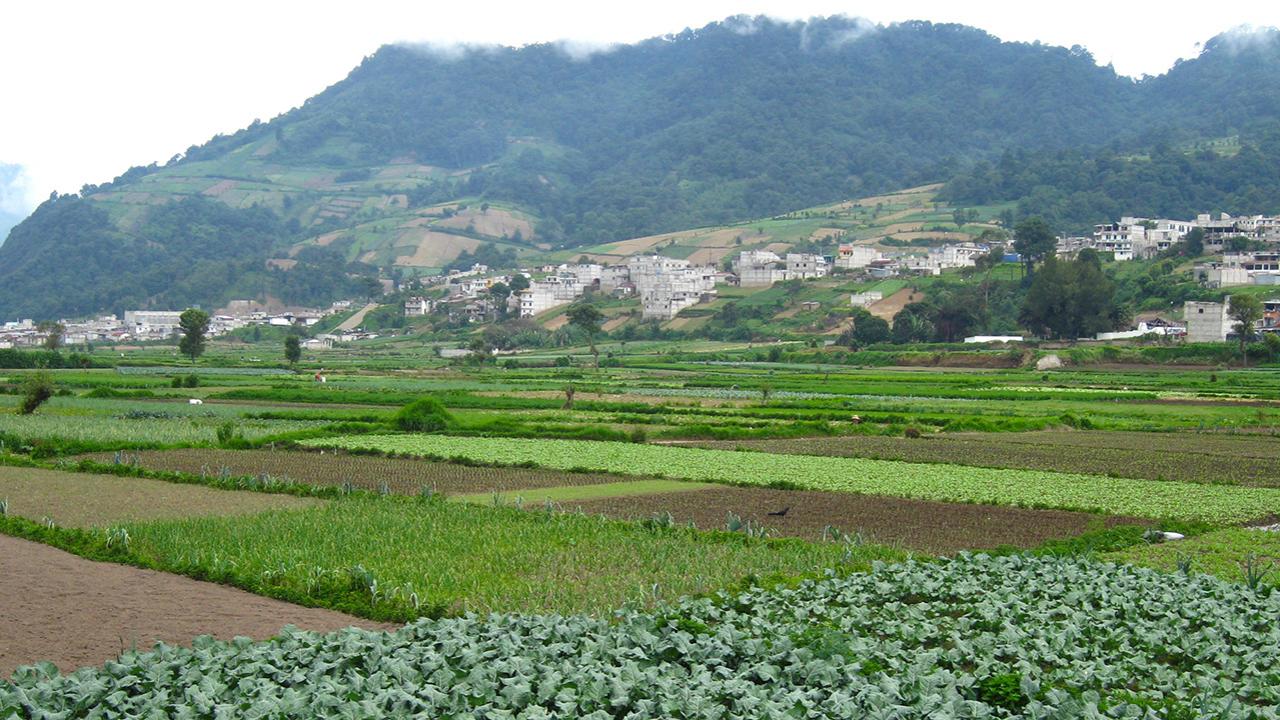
1184,301,1234,343
404,297,434,316
785,253,831,279
628,255,716,320
733,251,785,287
835,244,881,269
123,311,183,335
851,291,884,308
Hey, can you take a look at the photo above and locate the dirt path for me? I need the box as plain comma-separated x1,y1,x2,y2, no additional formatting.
0,536,395,677
336,303,379,331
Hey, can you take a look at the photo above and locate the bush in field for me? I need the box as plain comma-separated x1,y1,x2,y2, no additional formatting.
18,372,55,415
395,397,454,433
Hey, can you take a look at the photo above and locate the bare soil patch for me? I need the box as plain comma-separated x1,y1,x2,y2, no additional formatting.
0,535,392,677
867,288,922,321
573,486,1137,554
393,229,482,266
895,231,969,243
336,303,378,331
201,179,236,197
80,449,642,496
435,208,534,240
0,466,319,529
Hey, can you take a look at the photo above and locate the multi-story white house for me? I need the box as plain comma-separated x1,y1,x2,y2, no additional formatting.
785,253,831,279
733,251,786,287
1184,301,1234,343
628,255,717,320
404,297,434,316
834,244,881,269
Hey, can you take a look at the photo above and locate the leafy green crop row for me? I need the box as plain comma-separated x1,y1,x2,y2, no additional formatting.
7,555,1277,717
304,435,1280,523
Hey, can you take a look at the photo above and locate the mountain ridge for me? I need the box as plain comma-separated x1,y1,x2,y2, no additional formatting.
3,16,1280,319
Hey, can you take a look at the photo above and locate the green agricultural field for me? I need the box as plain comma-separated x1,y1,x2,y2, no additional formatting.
114,495,895,617
7,555,1277,718
0,466,319,528
686,431,1280,486
304,434,1280,523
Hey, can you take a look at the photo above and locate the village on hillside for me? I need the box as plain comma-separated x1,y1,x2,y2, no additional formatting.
6,209,1280,351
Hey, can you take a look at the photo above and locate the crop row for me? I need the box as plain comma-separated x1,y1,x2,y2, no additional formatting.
686,433,1280,486
80,448,640,496
6,554,1277,717
304,435,1280,523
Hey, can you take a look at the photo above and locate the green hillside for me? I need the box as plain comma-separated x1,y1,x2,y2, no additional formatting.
4,17,1280,318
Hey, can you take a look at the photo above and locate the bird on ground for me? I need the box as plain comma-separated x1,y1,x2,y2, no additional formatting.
767,506,790,517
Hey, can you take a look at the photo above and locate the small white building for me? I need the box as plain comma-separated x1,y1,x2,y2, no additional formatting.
404,297,434,316
1184,301,1234,343
733,251,786,287
835,244,881,269
850,291,884,308
785,253,831,280
123,310,183,336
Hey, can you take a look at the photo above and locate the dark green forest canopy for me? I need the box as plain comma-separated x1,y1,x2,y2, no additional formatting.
2,17,1280,318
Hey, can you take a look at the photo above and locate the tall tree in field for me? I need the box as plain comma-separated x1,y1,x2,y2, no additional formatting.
1019,251,1117,339
567,302,604,368
284,335,302,366
1013,217,1056,276
37,321,64,351
178,308,211,363
1228,293,1263,365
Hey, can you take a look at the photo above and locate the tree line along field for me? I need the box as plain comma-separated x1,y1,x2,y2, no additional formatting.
2,353,1280,716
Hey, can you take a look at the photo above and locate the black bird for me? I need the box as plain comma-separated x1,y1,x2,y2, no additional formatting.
767,506,790,517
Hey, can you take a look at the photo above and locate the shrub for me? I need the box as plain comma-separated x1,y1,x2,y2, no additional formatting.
184,374,200,388
903,426,922,439
18,372,55,415
395,397,455,433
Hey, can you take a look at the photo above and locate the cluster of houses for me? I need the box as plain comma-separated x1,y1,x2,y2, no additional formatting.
0,301,353,350
1059,212,1280,262
516,256,719,321
1194,251,1280,288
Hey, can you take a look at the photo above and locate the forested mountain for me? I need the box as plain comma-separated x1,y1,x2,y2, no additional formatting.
3,16,1280,318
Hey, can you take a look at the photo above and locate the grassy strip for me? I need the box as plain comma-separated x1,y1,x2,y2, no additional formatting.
1104,527,1280,584
0,511,413,622
105,496,902,617
303,434,1280,523
449,479,716,505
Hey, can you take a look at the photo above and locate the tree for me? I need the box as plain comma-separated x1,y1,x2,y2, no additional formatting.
284,335,302,366
567,302,604,367
891,303,935,344
468,335,493,364
178,309,211,363
18,372,54,415
842,308,890,347
1019,252,1118,339
508,273,530,294
1227,293,1263,365
488,282,512,318
1013,217,1056,275
1182,227,1205,257
37,322,65,351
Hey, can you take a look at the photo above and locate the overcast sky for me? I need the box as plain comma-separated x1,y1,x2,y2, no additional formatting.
2,0,1277,218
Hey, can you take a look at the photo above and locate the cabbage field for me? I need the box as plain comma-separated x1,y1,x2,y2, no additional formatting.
6,554,1277,718
304,435,1280,523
